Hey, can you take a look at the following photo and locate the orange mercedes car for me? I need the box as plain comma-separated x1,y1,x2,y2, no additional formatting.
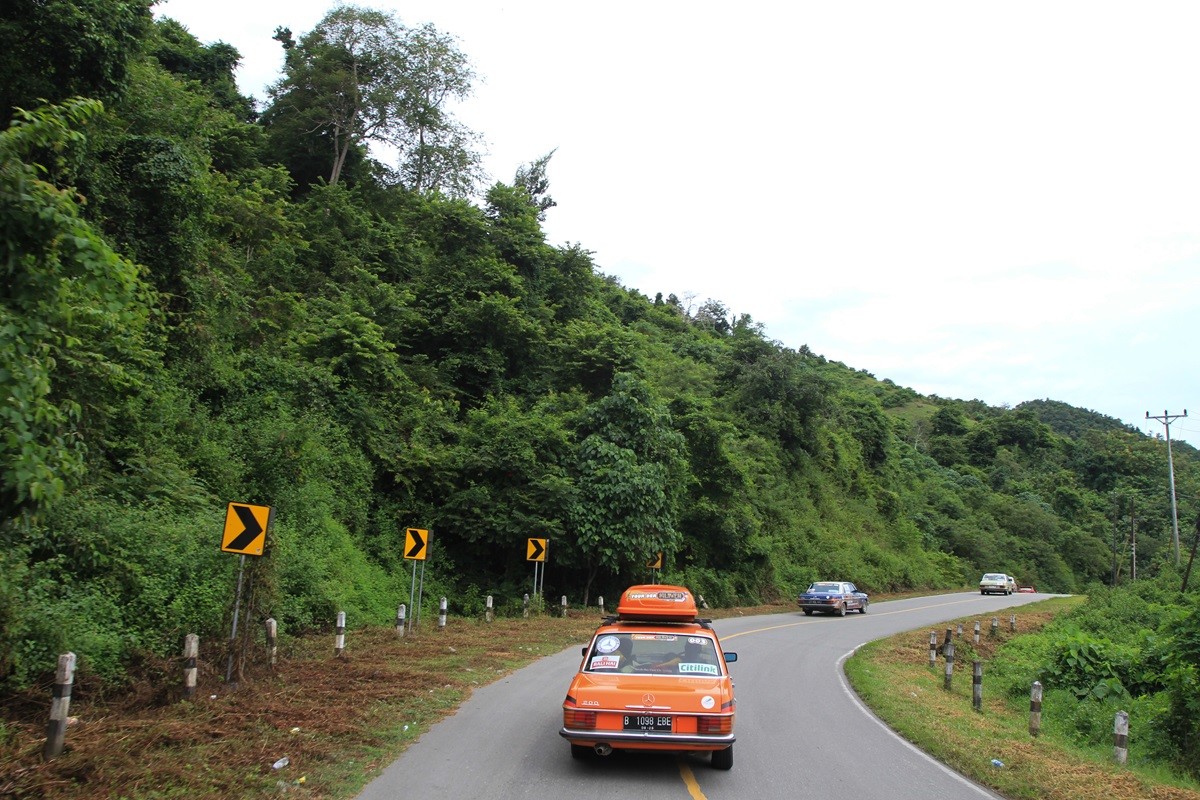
560,584,739,769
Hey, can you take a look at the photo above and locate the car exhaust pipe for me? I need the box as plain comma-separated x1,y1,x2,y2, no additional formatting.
594,743,613,757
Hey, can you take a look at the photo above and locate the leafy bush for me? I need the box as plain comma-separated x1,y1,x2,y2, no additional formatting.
1038,631,1131,700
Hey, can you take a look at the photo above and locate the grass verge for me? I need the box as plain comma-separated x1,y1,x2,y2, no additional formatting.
844,596,1200,800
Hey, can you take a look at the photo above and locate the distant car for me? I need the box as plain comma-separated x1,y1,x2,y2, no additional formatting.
979,573,1011,595
798,581,868,616
1005,575,1017,593
560,584,738,770
1017,586,1036,593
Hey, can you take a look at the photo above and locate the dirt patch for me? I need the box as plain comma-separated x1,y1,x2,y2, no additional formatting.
0,616,598,799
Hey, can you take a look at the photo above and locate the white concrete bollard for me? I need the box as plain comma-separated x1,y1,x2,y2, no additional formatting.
184,634,199,698
43,652,76,761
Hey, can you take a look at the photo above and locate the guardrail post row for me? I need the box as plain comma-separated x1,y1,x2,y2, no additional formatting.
1114,710,1129,765
396,604,406,638
599,596,605,616
928,631,937,668
973,620,980,645
972,661,982,712
485,595,494,623
956,623,963,638
438,597,448,631
943,641,955,690
265,619,277,668
183,634,199,698
561,595,568,618
990,617,999,637
1009,613,1016,632
335,611,346,657
698,594,709,609
523,593,529,619
1029,680,1043,737
43,652,76,761
942,628,953,652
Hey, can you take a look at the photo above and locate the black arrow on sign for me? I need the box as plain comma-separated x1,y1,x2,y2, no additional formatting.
226,505,264,551
406,529,426,558
530,539,545,560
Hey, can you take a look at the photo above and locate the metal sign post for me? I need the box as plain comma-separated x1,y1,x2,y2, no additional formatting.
408,559,417,633
225,554,246,683
404,528,430,632
219,502,272,684
417,558,426,629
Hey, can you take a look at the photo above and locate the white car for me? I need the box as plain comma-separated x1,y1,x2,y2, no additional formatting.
979,573,1011,595
1005,575,1017,594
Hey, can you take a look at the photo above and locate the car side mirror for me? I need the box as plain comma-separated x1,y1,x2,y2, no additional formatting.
581,646,588,657
724,652,737,663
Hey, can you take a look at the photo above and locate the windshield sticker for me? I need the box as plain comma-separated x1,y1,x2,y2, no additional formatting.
680,663,719,675
590,655,620,670
595,635,621,654
687,637,711,647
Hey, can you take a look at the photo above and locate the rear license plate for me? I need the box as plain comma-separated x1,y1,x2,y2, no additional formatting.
624,714,672,732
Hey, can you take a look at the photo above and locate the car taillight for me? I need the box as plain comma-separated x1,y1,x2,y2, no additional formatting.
564,709,597,729
697,715,732,735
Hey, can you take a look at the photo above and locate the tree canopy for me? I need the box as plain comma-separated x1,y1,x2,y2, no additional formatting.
262,4,481,191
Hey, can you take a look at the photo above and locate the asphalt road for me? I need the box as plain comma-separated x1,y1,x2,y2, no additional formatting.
356,591,1051,800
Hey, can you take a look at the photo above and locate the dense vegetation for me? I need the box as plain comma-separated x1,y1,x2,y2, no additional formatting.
2,0,1197,729
985,573,1200,779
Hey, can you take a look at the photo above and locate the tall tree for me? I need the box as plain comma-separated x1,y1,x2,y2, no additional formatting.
566,373,688,602
263,5,481,192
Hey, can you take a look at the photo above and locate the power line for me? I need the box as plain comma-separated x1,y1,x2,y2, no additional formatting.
1146,409,1187,565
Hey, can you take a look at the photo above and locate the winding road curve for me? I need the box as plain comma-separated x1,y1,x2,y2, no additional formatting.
357,591,1050,799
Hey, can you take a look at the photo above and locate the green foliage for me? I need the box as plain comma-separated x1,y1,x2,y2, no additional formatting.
0,98,154,520
0,0,152,123
3,4,1199,720
566,374,688,593
987,578,1200,777
1162,595,1200,775
148,18,254,120
1038,631,1130,700
1,495,231,686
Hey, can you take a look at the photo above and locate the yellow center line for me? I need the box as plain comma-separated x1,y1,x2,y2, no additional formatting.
679,760,707,799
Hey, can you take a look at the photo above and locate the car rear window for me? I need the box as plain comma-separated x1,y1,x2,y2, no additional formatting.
584,632,721,675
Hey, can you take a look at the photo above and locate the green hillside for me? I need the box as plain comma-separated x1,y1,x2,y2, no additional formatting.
2,1,1197,698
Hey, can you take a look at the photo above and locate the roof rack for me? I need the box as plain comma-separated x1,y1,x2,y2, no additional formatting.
615,584,700,622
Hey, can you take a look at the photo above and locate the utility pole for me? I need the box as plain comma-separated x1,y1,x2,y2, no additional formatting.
1146,409,1187,565
1130,509,1137,582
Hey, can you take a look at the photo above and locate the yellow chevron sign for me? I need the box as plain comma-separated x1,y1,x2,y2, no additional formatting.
221,502,272,556
404,528,429,560
527,538,547,562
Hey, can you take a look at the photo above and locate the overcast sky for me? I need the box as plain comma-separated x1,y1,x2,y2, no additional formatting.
155,0,1199,447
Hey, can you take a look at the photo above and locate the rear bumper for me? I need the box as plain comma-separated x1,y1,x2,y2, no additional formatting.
560,727,735,748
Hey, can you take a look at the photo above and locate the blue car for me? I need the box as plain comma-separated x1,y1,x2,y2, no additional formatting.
798,581,869,616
